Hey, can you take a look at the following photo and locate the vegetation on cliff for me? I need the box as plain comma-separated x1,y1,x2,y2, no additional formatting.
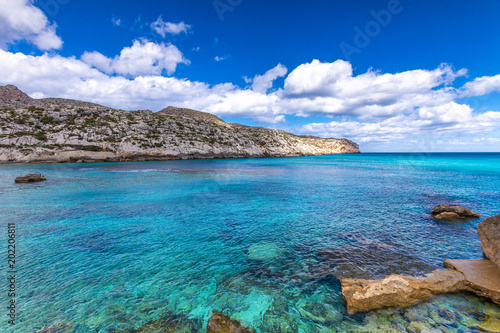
0,85,359,163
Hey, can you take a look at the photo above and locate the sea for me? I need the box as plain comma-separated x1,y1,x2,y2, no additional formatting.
1,153,499,332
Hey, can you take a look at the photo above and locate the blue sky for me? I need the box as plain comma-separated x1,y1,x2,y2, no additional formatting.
1,0,500,151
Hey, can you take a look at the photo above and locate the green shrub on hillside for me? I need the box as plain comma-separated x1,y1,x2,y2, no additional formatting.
35,132,48,141
41,116,54,124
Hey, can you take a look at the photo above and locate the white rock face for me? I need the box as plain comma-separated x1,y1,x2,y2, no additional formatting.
0,85,360,163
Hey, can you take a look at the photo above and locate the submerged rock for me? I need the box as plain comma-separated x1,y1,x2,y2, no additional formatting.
207,311,255,333
35,323,71,333
317,244,435,280
444,259,500,306
133,313,200,332
262,309,298,333
295,297,342,324
69,229,113,253
247,242,283,261
15,173,46,183
431,204,480,220
341,269,466,314
477,214,500,269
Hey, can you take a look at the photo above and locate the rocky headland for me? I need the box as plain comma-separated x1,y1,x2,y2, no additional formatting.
0,85,360,163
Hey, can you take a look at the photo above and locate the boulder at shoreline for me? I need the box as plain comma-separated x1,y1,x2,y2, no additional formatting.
14,173,46,183
341,269,466,314
342,259,500,313
431,204,480,220
444,259,500,305
477,214,500,269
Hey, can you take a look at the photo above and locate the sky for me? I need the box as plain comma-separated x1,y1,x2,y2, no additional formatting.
1,0,500,152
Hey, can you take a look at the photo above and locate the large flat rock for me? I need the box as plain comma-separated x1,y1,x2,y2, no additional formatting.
341,269,466,314
444,259,500,305
477,214,500,269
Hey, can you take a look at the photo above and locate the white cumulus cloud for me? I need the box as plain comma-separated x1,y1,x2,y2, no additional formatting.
300,104,500,149
215,55,229,62
0,49,280,122
418,102,473,124
81,39,189,77
281,60,467,120
0,0,63,50
151,16,191,37
250,64,288,93
459,74,500,97
1,48,500,150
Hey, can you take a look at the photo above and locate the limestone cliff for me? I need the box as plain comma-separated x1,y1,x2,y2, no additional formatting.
0,85,360,163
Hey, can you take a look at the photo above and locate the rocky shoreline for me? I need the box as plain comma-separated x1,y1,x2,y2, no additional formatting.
341,209,500,314
0,85,360,164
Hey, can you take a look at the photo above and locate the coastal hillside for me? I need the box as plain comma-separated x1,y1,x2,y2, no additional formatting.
0,85,359,163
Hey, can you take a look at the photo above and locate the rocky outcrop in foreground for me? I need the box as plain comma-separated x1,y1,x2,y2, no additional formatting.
478,214,500,268
0,85,359,163
431,204,480,220
342,260,500,313
342,213,500,313
444,259,500,305
341,269,466,314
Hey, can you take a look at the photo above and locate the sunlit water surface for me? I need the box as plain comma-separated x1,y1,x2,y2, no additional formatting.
1,153,500,332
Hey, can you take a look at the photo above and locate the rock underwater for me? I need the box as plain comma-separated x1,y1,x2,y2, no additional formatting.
247,242,283,261
132,312,201,332
35,323,71,333
207,311,255,333
316,243,435,281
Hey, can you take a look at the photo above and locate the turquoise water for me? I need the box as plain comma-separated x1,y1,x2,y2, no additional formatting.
1,153,500,332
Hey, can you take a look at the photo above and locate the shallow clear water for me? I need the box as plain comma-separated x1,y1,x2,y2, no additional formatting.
1,153,500,332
